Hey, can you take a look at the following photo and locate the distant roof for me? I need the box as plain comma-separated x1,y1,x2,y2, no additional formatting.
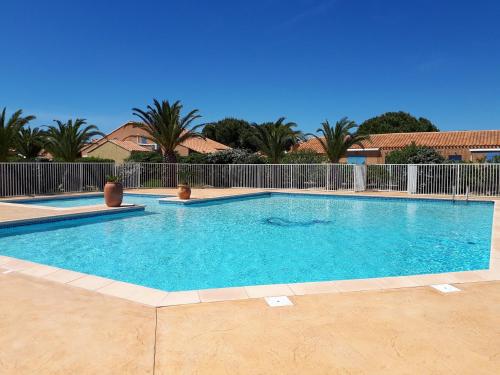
82,122,230,154
180,136,230,154
296,130,500,152
84,139,150,154
108,140,150,152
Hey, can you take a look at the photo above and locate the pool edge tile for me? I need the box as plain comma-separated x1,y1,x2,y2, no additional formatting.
68,275,114,291
19,264,61,277
405,273,462,286
198,287,249,303
97,281,168,307
1,259,38,272
0,255,14,266
42,269,86,284
158,291,200,306
244,284,294,298
331,278,387,292
288,281,340,296
375,276,420,289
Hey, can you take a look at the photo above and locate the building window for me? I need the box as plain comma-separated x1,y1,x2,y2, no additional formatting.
347,156,366,165
448,155,462,161
139,136,148,144
486,151,500,162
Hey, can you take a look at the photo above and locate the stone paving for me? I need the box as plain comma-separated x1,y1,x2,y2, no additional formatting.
1,273,499,374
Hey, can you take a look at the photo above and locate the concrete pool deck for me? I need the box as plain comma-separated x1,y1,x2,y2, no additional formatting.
0,188,499,373
1,272,499,374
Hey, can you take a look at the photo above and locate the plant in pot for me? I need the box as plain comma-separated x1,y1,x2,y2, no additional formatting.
104,175,123,207
177,169,195,199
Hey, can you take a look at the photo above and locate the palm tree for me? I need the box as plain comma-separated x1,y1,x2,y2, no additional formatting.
0,107,36,161
306,118,370,163
253,118,302,163
16,127,46,160
44,119,104,162
132,99,202,163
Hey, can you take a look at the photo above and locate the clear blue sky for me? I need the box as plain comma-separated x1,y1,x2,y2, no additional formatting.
1,0,499,133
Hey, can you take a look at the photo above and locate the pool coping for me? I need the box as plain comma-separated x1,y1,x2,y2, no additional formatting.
158,190,494,206
0,191,499,307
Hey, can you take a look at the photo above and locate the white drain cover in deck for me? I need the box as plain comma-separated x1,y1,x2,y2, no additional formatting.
265,296,293,307
431,284,461,293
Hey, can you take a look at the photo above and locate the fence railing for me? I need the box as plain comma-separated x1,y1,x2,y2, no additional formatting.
0,163,115,197
117,163,357,191
365,163,500,196
1,162,499,197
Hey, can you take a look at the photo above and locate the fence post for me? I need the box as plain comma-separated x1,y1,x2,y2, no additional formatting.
37,163,41,196
326,165,330,190
137,163,141,188
79,163,83,192
407,165,417,194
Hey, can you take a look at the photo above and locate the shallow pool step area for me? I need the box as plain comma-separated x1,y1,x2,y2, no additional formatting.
0,204,145,229
158,191,270,205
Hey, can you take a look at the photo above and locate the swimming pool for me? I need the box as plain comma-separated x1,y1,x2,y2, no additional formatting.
0,194,493,291
12,193,169,208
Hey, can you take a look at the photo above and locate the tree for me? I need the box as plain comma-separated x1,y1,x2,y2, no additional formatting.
16,127,45,159
202,118,258,151
0,107,36,161
252,118,302,163
132,99,203,163
45,119,104,162
385,142,444,164
358,111,438,135
306,118,369,163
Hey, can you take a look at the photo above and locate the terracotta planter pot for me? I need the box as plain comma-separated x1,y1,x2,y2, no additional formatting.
104,182,123,207
177,184,191,200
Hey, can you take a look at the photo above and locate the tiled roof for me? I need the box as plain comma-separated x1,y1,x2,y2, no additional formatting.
180,137,230,154
296,130,500,152
82,122,231,155
108,140,150,152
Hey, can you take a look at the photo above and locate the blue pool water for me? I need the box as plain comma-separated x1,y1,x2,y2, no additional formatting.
0,194,494,291
13,193,168,208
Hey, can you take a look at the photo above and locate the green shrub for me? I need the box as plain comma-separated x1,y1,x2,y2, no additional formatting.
282,150,327,164
385,142,444,164
143,178,162,188
125,151,163,163
106,175,121,183
205,149,265,164
76,157,115,163
178,153,210,164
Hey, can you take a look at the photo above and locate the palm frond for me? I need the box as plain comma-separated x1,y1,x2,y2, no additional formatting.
131,99,202,162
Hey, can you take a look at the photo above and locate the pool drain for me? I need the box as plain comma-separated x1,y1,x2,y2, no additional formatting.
265,296,293,307
431,284,461,293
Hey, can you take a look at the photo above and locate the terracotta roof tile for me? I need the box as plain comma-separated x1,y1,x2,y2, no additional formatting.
83,122,231,155
180,137,230,154
296,130,500,152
